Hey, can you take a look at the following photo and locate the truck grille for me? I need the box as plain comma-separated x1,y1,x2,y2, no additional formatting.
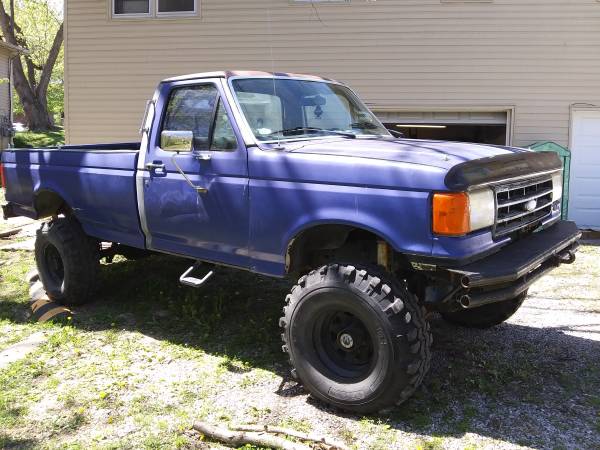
494,177,554,237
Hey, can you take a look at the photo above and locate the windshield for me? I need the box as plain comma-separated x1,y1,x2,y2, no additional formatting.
231,78,390,142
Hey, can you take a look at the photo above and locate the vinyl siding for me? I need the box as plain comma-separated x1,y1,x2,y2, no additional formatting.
65,0,600,146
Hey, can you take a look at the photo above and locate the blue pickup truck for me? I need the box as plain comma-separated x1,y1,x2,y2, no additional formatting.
1,71,581,413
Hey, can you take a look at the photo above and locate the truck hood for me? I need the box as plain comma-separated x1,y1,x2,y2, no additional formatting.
281,137,528,170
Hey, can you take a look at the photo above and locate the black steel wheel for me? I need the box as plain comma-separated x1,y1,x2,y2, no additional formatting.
314,309,376,382
280,264,432,413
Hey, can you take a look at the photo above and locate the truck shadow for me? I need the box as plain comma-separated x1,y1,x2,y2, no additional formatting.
1,253,598,448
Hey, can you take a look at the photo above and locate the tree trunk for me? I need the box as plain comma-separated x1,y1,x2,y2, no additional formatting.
0,2,63,131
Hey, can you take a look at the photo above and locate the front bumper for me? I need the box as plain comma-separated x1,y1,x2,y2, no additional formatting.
431,221,581,310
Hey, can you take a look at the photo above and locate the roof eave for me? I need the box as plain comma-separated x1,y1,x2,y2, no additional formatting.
0,40,28,56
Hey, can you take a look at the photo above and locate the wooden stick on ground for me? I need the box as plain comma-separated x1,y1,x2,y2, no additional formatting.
231,424,351,450
0,227,22,238
193,422,311,450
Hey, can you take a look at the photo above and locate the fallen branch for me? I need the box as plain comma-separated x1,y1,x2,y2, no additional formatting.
0,227,22,238
193,422,310,450
231,424,351,450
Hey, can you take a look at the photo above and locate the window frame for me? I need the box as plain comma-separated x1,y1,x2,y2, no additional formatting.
111,0,198,19
160,83,238,153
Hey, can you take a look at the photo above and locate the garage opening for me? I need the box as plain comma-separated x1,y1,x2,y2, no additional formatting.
376,111,510,145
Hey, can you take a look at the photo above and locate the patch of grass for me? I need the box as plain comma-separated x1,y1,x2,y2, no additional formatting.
416,437,445,450
455,404,477,434
278,417,312,434
359,418,398,450
13,128,64,148
0,357,49,428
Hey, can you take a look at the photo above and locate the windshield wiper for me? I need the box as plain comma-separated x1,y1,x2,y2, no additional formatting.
267,127,356,139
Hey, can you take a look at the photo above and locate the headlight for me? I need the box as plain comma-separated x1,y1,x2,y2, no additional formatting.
552,172,563,201
468,188,495,231
432,188,495,236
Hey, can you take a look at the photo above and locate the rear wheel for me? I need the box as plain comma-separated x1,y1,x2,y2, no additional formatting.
441,291,528,329
35,217,99,306
280,264,432,413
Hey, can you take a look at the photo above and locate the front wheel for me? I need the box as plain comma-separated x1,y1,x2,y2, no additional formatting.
440,291,528,329
280,264,432,413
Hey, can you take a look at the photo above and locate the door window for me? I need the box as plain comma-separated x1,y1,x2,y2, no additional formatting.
211,100,238,151
162,84,237,152
162,85,218,150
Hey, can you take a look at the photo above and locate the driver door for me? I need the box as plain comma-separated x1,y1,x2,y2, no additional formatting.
141,80,250,268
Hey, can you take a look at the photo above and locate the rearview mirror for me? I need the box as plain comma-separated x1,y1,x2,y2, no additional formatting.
161,130,193,152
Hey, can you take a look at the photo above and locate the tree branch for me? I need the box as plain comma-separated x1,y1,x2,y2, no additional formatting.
25,56,37,88
36,22,63,98
231,424,351,450
0,1,17,45
193,422,310,450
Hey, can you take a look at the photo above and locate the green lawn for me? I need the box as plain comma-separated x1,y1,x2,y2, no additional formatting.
13,129,65,148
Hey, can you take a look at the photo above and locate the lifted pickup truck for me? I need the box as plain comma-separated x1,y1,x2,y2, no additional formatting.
2,71,581,413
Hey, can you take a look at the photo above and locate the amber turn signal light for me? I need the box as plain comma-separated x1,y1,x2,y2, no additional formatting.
432,192,470,236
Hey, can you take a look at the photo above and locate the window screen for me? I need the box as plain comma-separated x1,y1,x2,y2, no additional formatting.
114,0,149,14
162,85,218,150
158,0,195,13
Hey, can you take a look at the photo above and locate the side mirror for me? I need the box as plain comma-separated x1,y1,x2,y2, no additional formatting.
161,130,193,152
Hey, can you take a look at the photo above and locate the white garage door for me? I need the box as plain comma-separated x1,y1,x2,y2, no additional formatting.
569,110,600,229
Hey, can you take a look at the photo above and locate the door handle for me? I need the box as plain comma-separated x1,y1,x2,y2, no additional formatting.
146,162,165,170
146,161,166,176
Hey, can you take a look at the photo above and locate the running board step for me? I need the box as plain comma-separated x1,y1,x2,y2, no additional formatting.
179,262,214,288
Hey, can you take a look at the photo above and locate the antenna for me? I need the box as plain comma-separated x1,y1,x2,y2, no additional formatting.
267,7,282,150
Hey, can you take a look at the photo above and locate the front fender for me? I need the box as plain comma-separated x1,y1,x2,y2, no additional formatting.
249,179,433,276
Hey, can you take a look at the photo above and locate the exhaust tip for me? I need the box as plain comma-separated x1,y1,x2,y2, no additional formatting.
459,294,471,309
461,276,471,289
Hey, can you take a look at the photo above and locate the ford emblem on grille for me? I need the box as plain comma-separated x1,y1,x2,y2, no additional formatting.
524,199,538,212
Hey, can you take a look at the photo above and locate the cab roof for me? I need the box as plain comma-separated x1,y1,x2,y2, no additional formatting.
162,70,338,84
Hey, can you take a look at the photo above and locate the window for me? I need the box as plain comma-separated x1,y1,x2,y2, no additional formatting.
158,0,194,14
162,85,237,152
231,78,389,142
211,100,238,151
114,0,149,15
235,92,283,138
292,0,349,3
112,0,197,17
163,85,218,150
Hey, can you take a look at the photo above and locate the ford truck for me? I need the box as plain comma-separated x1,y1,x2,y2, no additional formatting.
1,71,581,413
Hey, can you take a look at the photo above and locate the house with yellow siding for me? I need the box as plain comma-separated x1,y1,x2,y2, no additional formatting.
64,0,600,228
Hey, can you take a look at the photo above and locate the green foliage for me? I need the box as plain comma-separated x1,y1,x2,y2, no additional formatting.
13,128,64,147
10,0,64,120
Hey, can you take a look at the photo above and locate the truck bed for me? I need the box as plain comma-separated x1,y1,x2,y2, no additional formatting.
1,143,146,248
